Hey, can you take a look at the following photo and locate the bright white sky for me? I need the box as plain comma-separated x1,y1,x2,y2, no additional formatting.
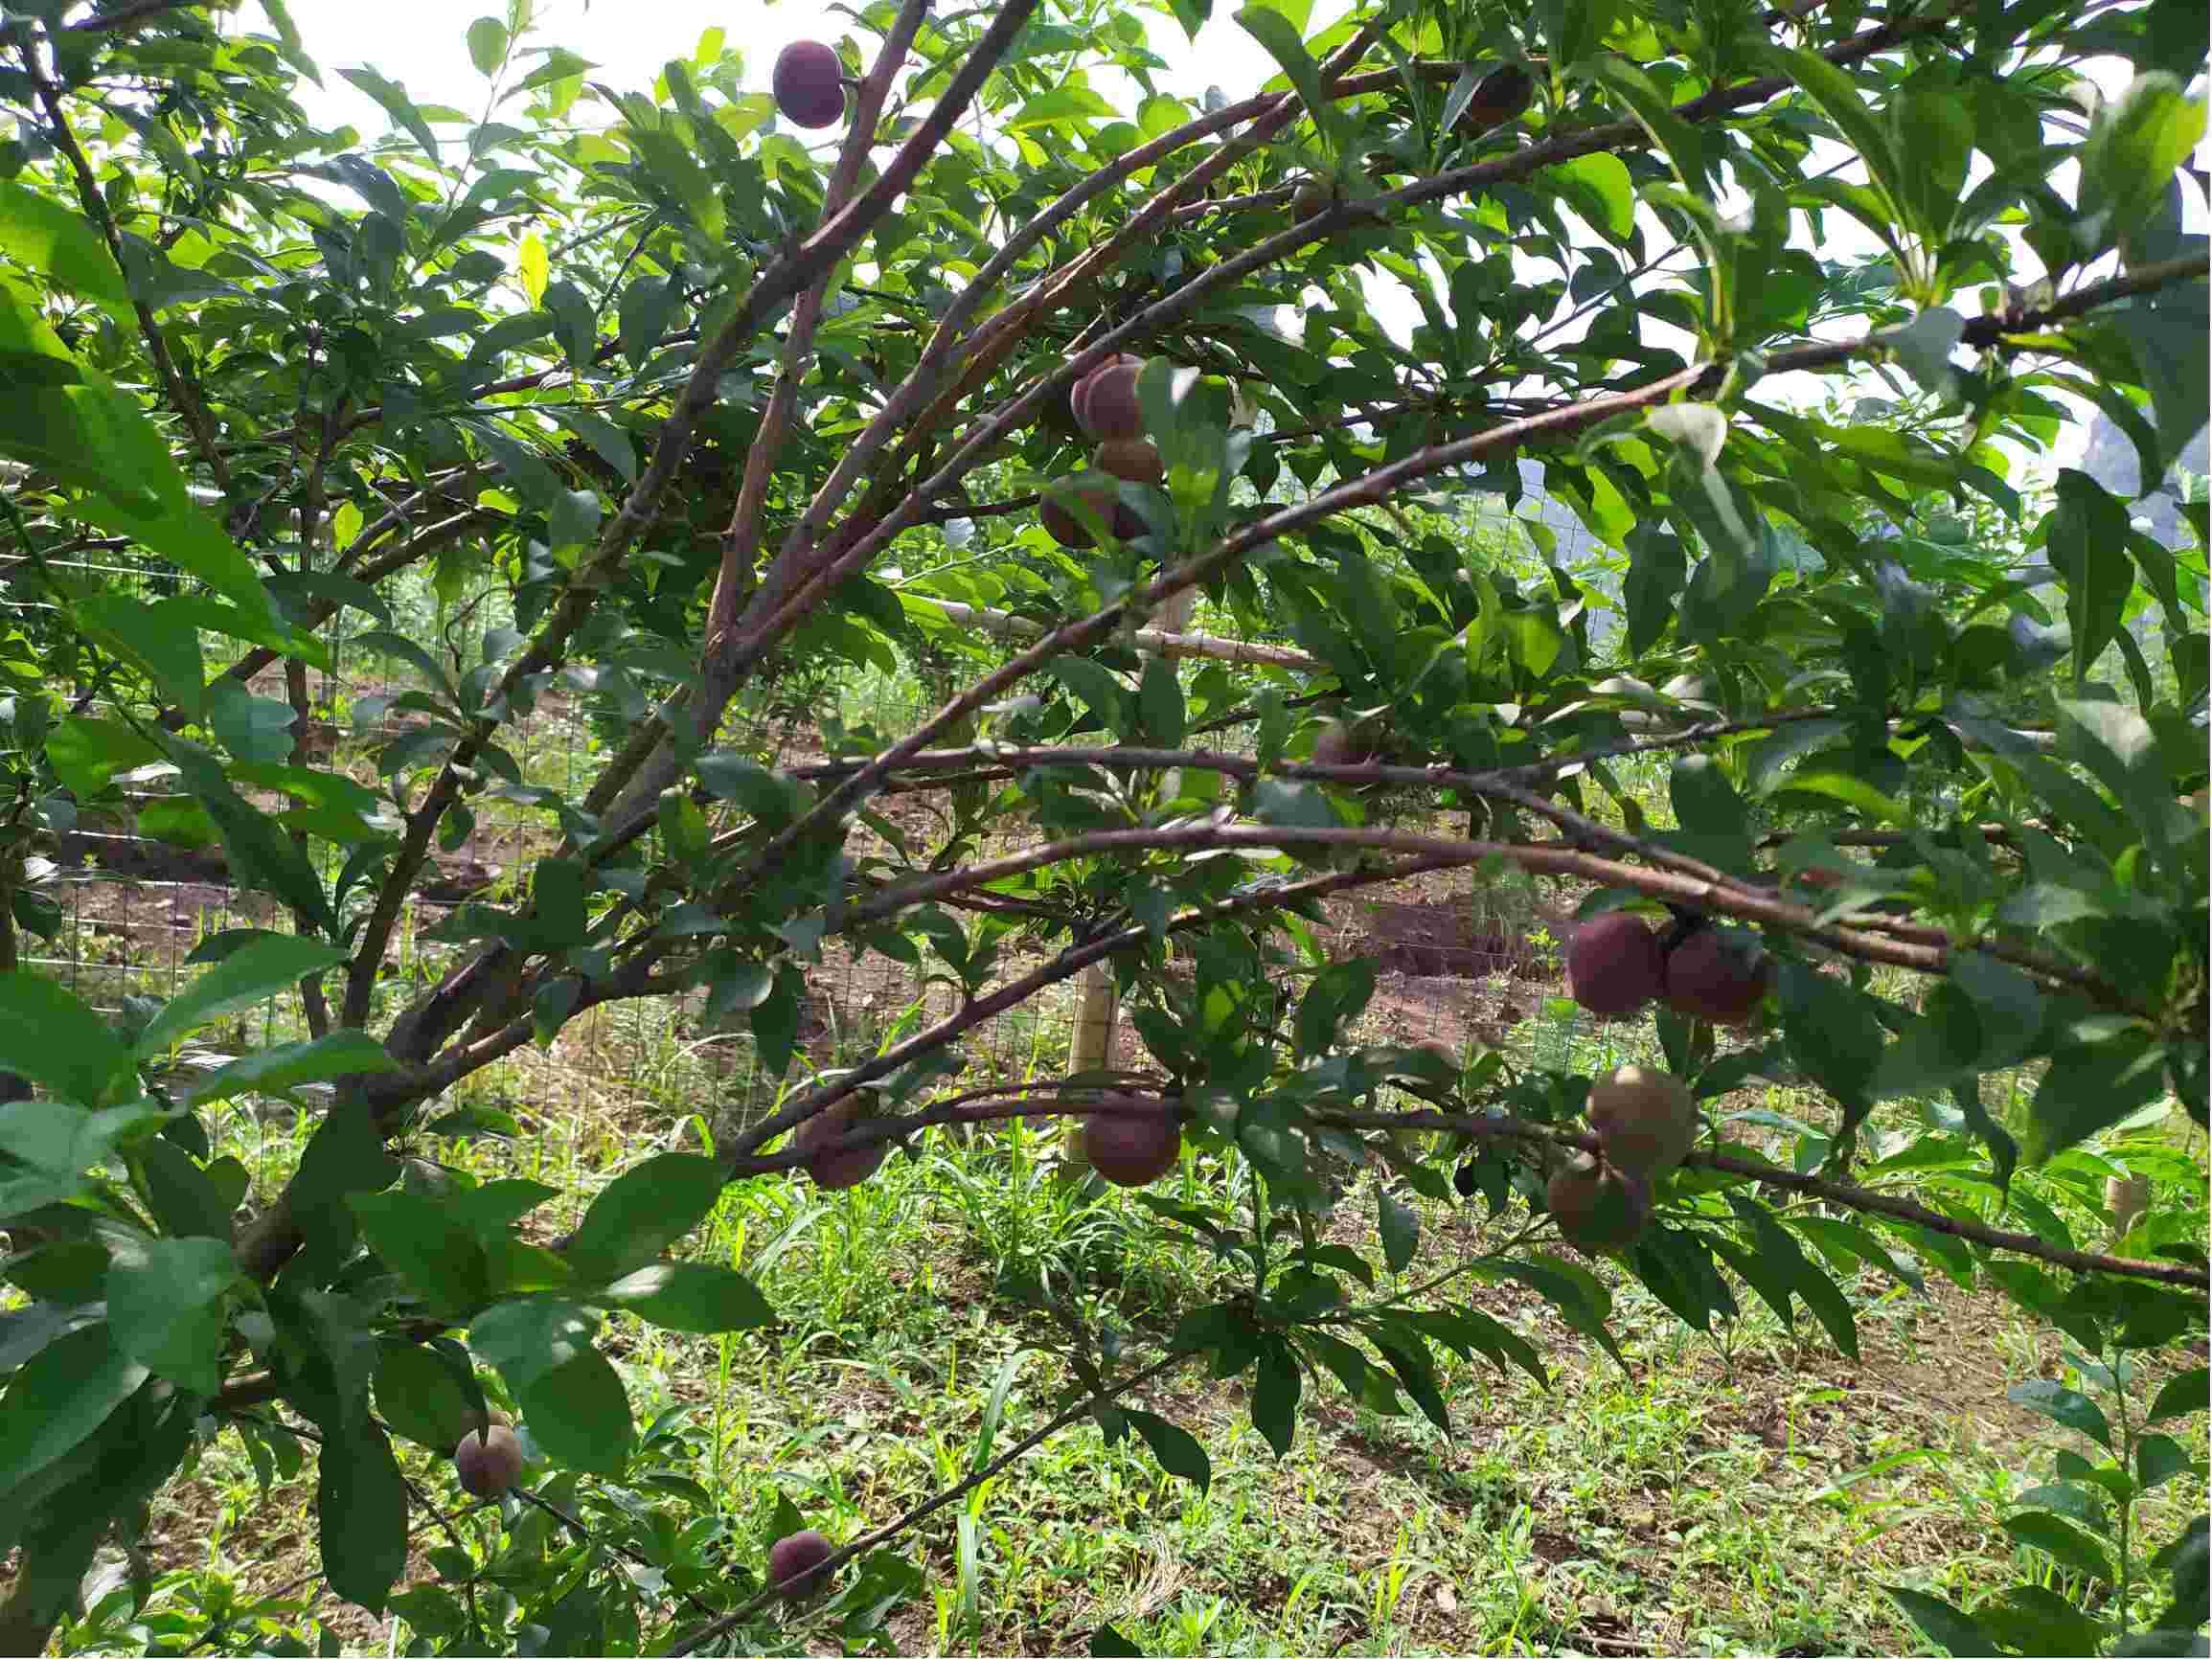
276,0,2207,479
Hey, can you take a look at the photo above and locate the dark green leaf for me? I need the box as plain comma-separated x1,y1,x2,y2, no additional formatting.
1250,1336,1301,1457
350,1190,492,1313
1882,1585,1998,1656
318,1420,410,1612
0,973,132,1108
1123,1407,1211,1491
2004,1511,2115,1581
2008,1378,2112,1449
2148,1367,2207,1425
0,1323,147,1492
104,1237,237,1396
591,1262,772,1333
562,1154,725,1284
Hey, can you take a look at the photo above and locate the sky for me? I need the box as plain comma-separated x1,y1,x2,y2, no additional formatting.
271,0,2205,482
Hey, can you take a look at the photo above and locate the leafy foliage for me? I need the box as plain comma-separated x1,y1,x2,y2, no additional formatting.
0,0,2202,1651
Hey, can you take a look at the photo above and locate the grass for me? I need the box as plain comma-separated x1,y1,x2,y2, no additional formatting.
56,951,2204,1656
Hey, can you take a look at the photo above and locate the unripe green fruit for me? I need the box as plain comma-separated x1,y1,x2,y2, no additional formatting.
453,1422,523,1497
1661,928,1770,1027
1586,1063,1696,1178
1081,1101,1181,1187
1094,437,1163,484
772,41,846,128
796,1099,888,1191
767,1528,834,1596
1565,911,1665,1016
1546,1152,1650,1253
1075,360,1145,441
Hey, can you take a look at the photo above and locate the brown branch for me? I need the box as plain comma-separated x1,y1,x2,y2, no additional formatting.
724,852,1471,1162
703,0,927,659
23,46,232,498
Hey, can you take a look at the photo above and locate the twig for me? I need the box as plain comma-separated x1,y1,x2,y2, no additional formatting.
664,1353,1188,1655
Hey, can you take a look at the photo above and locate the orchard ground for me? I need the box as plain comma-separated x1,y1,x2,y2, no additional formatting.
37,681,2207,1657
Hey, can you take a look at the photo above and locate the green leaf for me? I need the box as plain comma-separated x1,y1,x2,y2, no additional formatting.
2137,1432,2193,1491
562,1154,725,1284
190,1032,402,1103
136,935,347,1059
318,1420,410,1612
0,1322,148,1493
1046,657,1130,737
1121,1407,1211,1492
132,1137,235,1239
1137,656,1185,747
590,1262,772,1333
339,66,444,163
104,1237,238,1396
1882,1586,1998,1657
2030,1020,2167,1162
2046,470,2136,686
0,182,131,323
1236,6,1346,158
1089,1625,1144,1658
1551,153,1635,244
1377,1188,1419,1274
168,745,336,936
0,973,132,1107
513,1345,631,1477
350,1191,492,1313
45,716,161,798
466,15,509,76
2003,1511,2115,1581
2078,73,2206,261
373,1340,475,1451
1006,86,1118,130
1250,1336,1301,1457
2148,1367,2208,1425
2008,1379,2113,1449
468,1298,601,1393
1756,45,1904,224
75,593,206,715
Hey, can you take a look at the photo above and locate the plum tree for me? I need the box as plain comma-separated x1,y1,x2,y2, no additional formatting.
1565,912,1666,1016
454,1421,525,1498
1080,1101,1182,1187
1586,1064,1697,1177
0,2,2202,1651
766,1529,835,1597
1545,1153,1651,1253
771,41,846,128
1662,928,1771,1027
796,1099,890,1190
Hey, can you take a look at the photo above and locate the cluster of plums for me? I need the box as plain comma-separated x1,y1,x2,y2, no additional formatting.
773,40,848,128
1042,354,1163,548
793,1094,1183,1191
1546,1062,1698,1254
1566,909,1771,1027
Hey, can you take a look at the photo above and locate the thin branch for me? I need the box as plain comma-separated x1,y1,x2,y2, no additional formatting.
23,41,233,497
664,1352,1188,1656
